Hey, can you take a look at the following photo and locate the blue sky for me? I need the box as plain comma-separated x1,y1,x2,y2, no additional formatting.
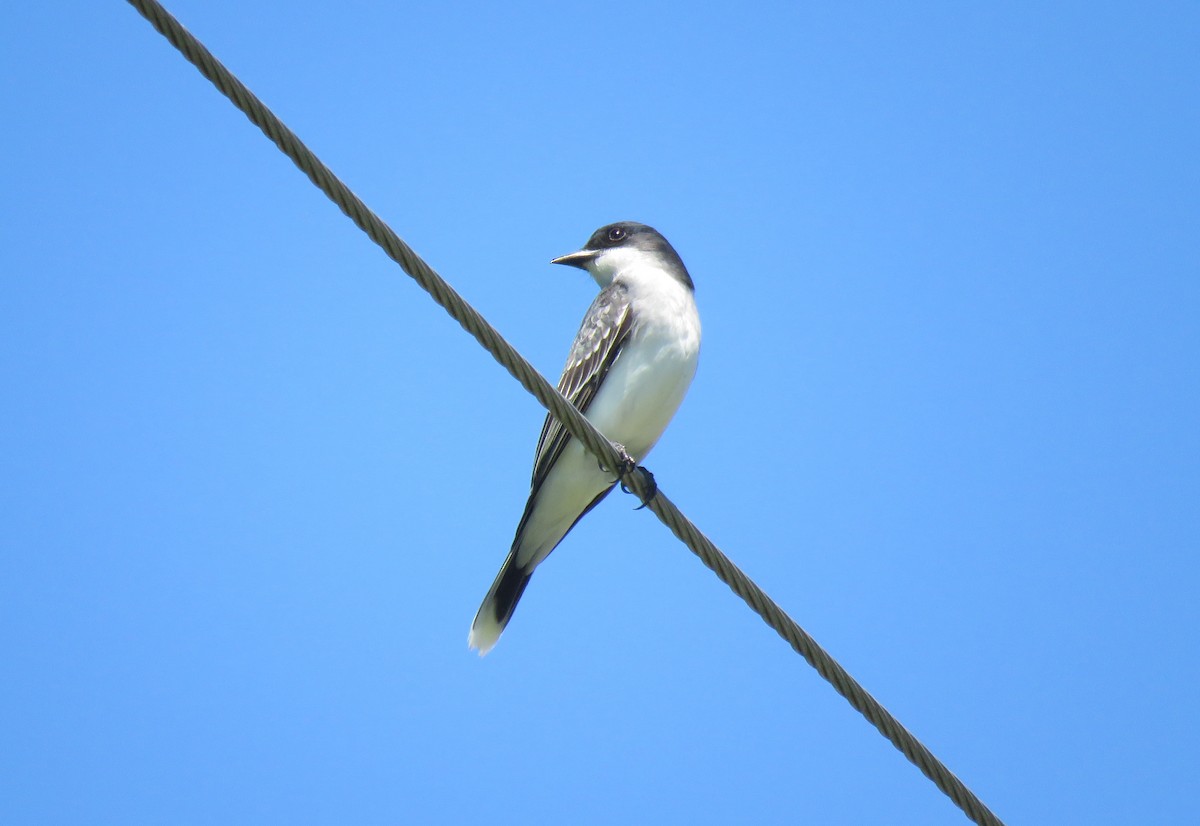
2,2,1197,824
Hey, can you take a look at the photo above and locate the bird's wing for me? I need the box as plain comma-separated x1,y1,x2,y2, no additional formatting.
529,281,634,491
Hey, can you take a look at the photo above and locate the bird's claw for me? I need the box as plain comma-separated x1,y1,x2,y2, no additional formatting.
620,464,658,511
597,442,634,476
613,443,637,477
600,443,657,509
625,467,658,509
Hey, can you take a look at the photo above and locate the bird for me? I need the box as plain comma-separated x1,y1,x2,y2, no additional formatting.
468,221,702,655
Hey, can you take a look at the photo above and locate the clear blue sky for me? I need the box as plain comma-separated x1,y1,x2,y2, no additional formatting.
2,3,1197,824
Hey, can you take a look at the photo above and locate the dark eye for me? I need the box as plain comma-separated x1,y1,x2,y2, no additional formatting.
607,226,626,242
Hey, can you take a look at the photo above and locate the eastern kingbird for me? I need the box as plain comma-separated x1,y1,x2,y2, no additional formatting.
468,222,702,655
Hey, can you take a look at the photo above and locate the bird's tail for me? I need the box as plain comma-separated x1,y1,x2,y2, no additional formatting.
468,552,533,656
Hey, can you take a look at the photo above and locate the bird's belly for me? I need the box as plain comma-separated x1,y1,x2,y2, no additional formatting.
584,332,698,461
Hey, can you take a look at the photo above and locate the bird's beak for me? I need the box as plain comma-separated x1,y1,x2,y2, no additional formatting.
550,249,598,270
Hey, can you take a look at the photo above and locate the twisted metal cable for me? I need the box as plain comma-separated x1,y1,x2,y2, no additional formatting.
123,2,1005,824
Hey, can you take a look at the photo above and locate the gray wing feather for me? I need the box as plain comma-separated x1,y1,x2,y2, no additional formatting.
529,282,634,490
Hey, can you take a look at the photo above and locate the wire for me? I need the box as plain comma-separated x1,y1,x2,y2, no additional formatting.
123,2,1005,823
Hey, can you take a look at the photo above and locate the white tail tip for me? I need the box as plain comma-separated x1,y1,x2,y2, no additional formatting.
468,615,503,656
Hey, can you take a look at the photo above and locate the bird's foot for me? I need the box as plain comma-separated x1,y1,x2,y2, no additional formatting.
618,459,657,512
626,466,657,510
597,442,633,476
600,444,657,509
608,443,636,477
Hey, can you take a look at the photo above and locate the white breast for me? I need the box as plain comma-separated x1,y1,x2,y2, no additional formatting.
584,265,701,461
